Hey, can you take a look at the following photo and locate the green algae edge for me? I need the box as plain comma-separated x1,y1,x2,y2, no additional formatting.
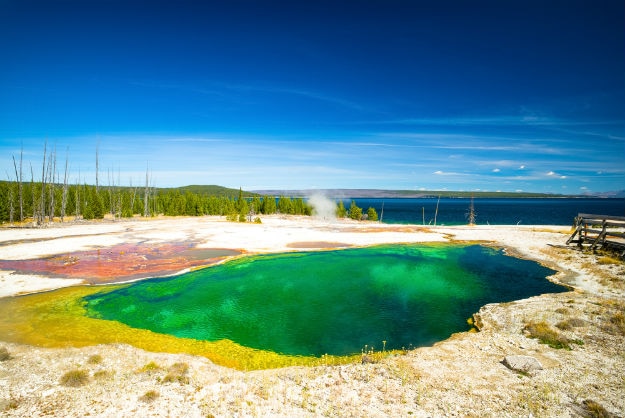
0,285,362,370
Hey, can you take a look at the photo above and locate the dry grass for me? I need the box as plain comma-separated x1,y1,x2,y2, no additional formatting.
87,354,103,365
388,358,422,386
606,311,625,336
599,299,625,336
556,317,586,330
59,369,90,387
162,362,190,384
597,256,622,265
139,390,160,403
0,346,10,361
138,361,162,374
582,399,612,418
92,370,113,380
0,393,21,411
524,320,573,349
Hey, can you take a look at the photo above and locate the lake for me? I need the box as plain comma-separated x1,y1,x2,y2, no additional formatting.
344,197,625,225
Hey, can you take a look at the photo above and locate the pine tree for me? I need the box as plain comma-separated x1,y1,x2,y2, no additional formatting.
336,200,347,218
262,196,276,214
348,200,363,220
367,207,378,221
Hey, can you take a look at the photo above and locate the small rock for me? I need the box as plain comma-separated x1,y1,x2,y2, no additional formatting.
502,355,543,373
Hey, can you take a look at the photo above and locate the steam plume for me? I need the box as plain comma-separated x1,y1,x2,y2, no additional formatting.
308,193,337,221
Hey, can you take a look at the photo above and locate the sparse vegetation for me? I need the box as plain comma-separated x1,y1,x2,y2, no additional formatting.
582,399,611,418
389,358,422,386
87,354,103,364
162,362,190,384
605,311,625,336
598,300,625,336
139,361,162,374
139,390,160,403
1,393,20,411
93,370,113,380
597,256,621,265
524,320,573,349
0,346,10,361
60,369,90,387
556,317,586,330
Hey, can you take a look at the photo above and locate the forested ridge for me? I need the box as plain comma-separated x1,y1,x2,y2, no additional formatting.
0,179,316,225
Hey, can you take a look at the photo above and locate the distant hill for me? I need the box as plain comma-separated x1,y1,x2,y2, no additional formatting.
173,185,260,198
588,190,625,198
251,189,574,199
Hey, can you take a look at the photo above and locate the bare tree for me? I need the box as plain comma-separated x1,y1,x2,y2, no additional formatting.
467,195,476,226
95,139,100,193
30,163,37,224
6,170,14,224
74,170,81,220
143,164,150,217
60,148,69,222
130,178,137,217
116,168,122,219
150,171,157,216
106,166,122,220
38,141,47,225
47,146,57,223
11,146,23,222
107,167,113,217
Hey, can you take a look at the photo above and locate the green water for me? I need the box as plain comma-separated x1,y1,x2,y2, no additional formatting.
84,244,564,356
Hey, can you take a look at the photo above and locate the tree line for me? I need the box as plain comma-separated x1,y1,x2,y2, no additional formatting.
1,144,379,225
0,179,319,225
0,177,381,225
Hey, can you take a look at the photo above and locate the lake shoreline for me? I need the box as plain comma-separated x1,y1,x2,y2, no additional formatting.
1,215,624,416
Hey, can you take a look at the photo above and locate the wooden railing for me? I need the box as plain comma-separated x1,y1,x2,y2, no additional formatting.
566,213,625,257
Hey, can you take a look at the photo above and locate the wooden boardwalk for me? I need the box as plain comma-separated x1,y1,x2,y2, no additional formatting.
566,213,625,257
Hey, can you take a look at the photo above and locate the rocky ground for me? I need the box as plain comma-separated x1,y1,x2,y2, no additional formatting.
0,217,623,417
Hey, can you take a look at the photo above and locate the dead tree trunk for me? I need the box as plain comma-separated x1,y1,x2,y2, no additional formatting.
12,148,24,222
143,166,150,217
47,147,57,223
95,140,100,193
116,168,122,220
130,179,137,217
61,149,69,222
30,163,36,223
38,141,47,225
6,171,14,224
75,173,81,220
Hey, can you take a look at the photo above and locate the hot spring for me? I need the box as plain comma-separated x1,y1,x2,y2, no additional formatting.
83,244,565,357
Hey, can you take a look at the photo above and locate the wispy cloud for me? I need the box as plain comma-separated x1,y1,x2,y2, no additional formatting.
386,115,624,127
433,170,467,176
547,171,567,179
215,82,369,112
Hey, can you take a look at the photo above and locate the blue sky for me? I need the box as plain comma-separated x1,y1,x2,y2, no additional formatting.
1,0,624,193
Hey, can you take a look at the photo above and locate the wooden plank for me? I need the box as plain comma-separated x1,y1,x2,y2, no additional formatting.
590,230,608,250
578,213,625,222
580,228,604,234
566,224,583,244
605,221,625,228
